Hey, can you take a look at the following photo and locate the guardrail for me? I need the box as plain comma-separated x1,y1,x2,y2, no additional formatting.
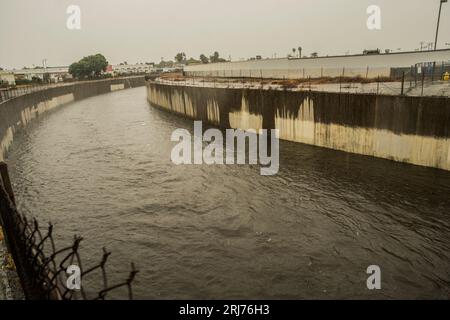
0,161,138,300
0,83,67,103
0,76,148,104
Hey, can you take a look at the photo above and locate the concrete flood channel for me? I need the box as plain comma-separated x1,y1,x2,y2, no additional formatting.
1,78,449,298
0,77,145,299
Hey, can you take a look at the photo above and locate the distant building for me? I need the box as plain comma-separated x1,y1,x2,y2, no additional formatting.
0,71,16,85
13,67,71,83
363,49,381,55
184,49,450,79
105,65,114,75
112,63,154,76
162,67,182,73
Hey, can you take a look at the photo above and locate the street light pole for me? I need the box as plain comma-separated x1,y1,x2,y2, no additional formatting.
435,0,447,50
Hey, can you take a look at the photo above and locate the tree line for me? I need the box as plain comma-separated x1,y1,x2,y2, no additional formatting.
174,51,227,65
66,51,229,80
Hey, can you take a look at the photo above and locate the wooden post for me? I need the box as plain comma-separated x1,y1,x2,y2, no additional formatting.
415,65,418,87
260,70,263,89
432,62,436,82
0,162,16,205
421,71,425,96
377,76,380,95
401,71,405,95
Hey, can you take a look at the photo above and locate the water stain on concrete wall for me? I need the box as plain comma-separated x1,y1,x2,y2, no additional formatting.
147,82,450,171
0,77,145,161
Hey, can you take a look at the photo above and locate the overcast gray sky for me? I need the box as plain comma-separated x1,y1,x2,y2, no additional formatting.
1,0,450,69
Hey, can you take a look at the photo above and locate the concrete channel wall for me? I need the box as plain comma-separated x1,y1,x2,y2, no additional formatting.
184,49,450,79
147,81,450,171
0,77,145,161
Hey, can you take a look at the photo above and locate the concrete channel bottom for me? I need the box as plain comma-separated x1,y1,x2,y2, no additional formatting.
0,227,23,299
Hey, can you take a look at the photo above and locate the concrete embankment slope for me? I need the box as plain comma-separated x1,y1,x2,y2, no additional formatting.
147,81,450,171
0,77,145,161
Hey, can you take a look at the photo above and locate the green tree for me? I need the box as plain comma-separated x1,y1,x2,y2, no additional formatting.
186,57,200,65
69,53,109,79
156,60,175,68
199,54,209,64
210,51,220,63
209,51,227,63
175,52,186,63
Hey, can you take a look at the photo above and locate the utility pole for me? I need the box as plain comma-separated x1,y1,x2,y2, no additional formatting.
435,0,448,50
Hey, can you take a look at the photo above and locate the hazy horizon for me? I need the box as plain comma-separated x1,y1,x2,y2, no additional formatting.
1,0,450,69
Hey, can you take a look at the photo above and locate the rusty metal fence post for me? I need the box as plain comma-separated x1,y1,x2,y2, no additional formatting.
0,162,16,205
0,161,138,300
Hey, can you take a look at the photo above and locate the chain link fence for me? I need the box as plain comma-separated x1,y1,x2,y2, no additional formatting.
0,82,74,104
0,162,138,300
159,62,450,97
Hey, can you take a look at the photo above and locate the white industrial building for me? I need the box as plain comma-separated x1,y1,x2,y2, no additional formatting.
0,71,16,85
12,67,72,83
184,49,450,79
111,63,155,75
